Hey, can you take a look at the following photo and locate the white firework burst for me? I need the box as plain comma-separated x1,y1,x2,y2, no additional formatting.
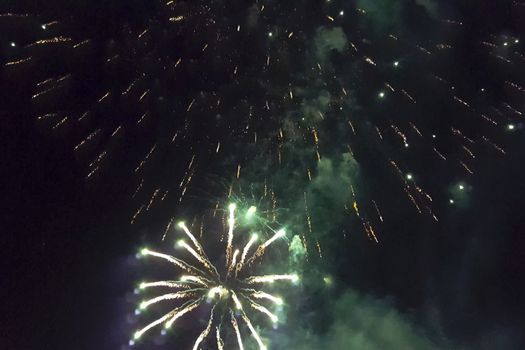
132,203,298,349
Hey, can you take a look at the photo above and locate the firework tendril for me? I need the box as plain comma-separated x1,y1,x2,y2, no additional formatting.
132,204,298,349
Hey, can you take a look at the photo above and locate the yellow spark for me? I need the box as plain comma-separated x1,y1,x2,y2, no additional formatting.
460,161,474,174
251,291,283,305
247,274,298,284
134,144,157,172
216,327,225,350
231,313,244,350
187,98,195,112
229,249,240,271
180,275,208,286
347,120,356,134
98,91,110,103
231,290,243,310
139,290,194,309
433,147,447,160
178,240,215,273
261,229,286,249
353,201,360,217
365,57,376,66
165,300,201,328
363,221,379,243
111,125,122,137
237,234,258,271
372,200,384,222
5,57,32,66
137,112,148,125
241,311,267,350
139,281,188,290
401,89,416,103
249,301,278,323
74,129,101,151
138,29,148,39
178,222,206,256
73,39,90,48
26,36,71,47
134,312,172,340
131,205,145,225
141,249,202,276
226,203,236,265
132,180,144,199
146,188,160,211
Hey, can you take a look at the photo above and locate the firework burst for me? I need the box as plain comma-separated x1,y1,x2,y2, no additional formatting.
132,203,297,349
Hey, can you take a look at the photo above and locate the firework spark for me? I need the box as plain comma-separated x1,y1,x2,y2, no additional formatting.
133,204,297,349
2,1,521,254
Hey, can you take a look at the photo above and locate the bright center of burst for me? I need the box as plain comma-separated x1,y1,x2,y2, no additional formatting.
207,285,229,299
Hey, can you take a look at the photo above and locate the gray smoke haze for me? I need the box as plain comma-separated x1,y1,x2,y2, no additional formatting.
300,153,360,240
356,0,440,33
314,27,348,61
274,289,447,350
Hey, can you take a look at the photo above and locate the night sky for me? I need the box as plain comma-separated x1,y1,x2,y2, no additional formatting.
3,1,525,349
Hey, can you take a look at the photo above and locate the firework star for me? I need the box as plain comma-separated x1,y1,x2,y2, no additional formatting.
132,204,298,349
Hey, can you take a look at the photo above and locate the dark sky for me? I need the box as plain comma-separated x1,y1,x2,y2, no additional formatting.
3,1,525,349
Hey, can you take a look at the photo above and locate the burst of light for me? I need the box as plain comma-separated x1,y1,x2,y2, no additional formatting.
394,61,399,67
459,185,465,190
323,276,333,286
246,206,257,218
10,42,16,47
339,10,344,16
406,173,413,180
507,124,515,130
133,205,296,348
378,91,385,98
449,199,455,204
41,24,47,30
